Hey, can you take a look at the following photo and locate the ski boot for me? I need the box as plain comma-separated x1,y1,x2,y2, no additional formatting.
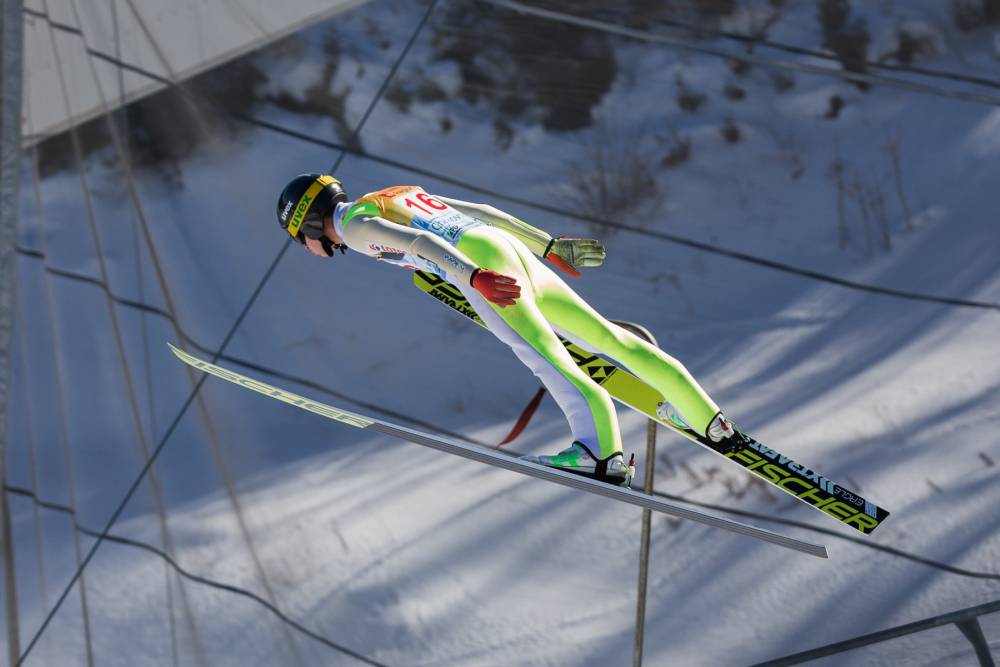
706,412,753,454
521,441,634,488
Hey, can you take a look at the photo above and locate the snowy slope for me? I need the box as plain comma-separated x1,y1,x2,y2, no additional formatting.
7,1,1000,665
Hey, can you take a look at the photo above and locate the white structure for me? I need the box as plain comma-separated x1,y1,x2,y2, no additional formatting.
22,0,367,143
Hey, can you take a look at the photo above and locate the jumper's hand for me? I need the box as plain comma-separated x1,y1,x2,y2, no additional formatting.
544,237,606,278
471,269,521,307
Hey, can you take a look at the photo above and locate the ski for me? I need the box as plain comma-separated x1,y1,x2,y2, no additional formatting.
412,271,890,535
168,343,828,559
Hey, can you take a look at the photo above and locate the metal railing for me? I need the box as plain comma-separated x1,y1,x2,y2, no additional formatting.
610,320,998,667
753,599,1000,666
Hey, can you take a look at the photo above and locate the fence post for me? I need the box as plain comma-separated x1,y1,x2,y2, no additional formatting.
611,321,659,667
956,618,995,667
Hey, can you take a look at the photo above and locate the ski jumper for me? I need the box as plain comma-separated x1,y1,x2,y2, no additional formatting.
333,185,721,459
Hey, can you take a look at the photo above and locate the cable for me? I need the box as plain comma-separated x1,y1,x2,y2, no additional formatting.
229,118,1000,312
19,0,998,664
23,2,1000,311
16,243,998,589
22,68,98,667
13,244,491,447
4,485,388,667
71,0,310,659
326,0,436,174
109,3,180,659
651,489,1000,581
15,236,998,584
625,8,1000,90
434,17,1000,93
23,5,209,664
17,3,441,663
477,0,1000,108
11,298,51,652
29,4,1000,98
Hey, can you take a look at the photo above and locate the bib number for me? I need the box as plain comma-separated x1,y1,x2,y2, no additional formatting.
400,192,448,216
394,191,478,244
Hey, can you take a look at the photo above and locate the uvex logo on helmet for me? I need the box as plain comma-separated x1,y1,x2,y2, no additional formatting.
280,200,294,222
291,194,313,227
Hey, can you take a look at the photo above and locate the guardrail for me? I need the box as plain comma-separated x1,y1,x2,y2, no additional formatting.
753,599,999,666
610,320,997,667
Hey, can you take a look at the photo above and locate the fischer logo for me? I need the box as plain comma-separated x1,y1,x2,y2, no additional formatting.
280,200,294,222
747,440,837,494
727,442,881,533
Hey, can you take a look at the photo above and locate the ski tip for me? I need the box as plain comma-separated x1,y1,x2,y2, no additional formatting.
166,342,196,365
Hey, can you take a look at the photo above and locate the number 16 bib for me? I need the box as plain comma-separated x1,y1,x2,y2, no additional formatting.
351,185,483,246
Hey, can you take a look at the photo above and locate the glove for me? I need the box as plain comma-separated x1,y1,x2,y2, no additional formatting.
471,269,521,307
543,237,606,278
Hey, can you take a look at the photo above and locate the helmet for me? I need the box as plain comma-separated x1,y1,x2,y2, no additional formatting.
276,174,348,243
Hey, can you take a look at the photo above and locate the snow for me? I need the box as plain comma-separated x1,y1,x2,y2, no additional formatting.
7,1,1000,665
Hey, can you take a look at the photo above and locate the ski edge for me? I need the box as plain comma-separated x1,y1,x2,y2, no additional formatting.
167,342,828,559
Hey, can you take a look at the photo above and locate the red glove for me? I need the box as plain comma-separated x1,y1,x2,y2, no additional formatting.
471,269,521,307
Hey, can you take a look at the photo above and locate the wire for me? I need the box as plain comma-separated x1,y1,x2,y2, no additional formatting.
476,0,1000,108
21,4,997,663
71,0,310,659
23,2,1000,311
109,2,181,659
13,244,492,447
651,490,1000,581
15,259,997,597
11,298,51,651
21,139,98,666
17,3,441,663
231,118,1000,312
15,238,999,584
435,16,1000,93
4,485,388,667
21,4,210,665
326,0,437,174
629,8,1000,90
28,4,1000,98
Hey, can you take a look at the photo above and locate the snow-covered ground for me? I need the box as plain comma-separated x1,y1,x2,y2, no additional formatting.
7,1,1000,665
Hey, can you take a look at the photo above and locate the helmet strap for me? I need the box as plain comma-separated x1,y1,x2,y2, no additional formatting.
319,235,346,257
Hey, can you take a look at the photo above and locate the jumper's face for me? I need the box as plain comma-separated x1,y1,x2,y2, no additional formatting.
302,211,343,257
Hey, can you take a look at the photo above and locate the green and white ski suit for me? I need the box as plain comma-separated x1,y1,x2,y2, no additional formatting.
333,185,720,459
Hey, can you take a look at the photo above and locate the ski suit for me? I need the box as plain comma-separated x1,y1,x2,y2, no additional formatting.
332,185,721,459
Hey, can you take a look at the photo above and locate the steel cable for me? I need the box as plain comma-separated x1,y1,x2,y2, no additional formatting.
5,485,388,667
22,4,1000,311
16,2,441,663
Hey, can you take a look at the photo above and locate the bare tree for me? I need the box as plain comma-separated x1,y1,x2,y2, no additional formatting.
884,128,913,229
554,127,666,232
828,154,850,249
850,174,875,256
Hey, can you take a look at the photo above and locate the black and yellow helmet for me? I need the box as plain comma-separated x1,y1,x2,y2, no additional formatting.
276,174,348,243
